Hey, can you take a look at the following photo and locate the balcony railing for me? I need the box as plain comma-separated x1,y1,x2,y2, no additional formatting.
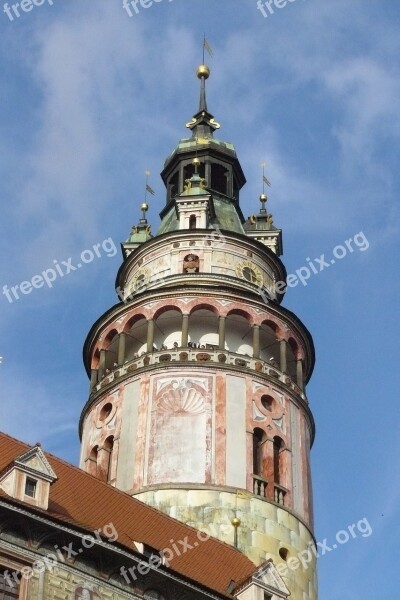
93,348,306,402
252,474,268,498
274,483,288,506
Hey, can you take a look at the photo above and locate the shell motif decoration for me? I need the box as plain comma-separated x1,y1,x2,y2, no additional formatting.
158,385,206,415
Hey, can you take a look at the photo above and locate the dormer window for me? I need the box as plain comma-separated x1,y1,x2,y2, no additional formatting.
0,444,57,511
24,477,37,498
234,560,290,600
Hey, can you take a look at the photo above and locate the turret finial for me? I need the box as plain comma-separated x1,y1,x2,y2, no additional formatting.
197,64,210,113
185,38,220,135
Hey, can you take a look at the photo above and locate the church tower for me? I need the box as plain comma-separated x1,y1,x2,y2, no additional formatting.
79,65,317,600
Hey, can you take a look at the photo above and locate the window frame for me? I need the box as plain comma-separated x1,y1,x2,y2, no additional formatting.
24,478,37,499
0,555,30,600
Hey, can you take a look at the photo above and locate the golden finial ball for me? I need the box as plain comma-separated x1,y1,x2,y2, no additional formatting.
141,202,149,212
231,517,241,528
193,157,200,166
197,65,210,79
260,194,268,203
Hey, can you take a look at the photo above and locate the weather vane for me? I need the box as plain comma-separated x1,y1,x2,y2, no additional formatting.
144,170,155,202
261,161,271,194
202,34,213,63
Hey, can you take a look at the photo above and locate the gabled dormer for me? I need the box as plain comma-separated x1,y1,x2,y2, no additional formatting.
175,168,215,230
234,561,290,600
0,444,57,510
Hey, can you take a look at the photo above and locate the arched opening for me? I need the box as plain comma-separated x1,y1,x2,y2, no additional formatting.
125,316,147,360
188,307,219,349
189,214,197,230
87,446,99,477
225,312,252,355
273,436,284,484
183,161,205,183
168,170,179,201
154,309,182,351
253,428,266,476
91,349,100,370
260,321,280,365
210,163,229,195
104,436,115,484
104,330,119,372
279,547,289,561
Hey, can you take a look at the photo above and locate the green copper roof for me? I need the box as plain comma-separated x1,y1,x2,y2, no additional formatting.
156,195,245,236
164,136,237,166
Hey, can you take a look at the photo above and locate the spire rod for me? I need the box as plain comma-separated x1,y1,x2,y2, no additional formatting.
199,68,208,113
141,170,154,222
259,162,271,213
198,36,213,112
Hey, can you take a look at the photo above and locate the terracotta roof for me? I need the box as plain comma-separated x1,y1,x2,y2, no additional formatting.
0,432,255,597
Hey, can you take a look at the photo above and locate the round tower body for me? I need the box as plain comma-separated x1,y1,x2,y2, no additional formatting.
79,69,318,600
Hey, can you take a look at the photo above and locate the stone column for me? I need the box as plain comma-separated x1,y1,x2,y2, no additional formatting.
99,350,106,379
181,314,189,347
205,160,211,188
296,358,304,390
118,332,126,366
253,325,260,359
219,316,226,350
147,319,154,353
90,369,98,391
280,339,287,373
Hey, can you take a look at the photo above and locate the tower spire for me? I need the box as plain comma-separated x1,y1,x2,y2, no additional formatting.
186,40,220,139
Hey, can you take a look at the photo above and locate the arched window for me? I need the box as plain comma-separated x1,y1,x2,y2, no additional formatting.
189,215,197,230
104,436,115,483
273,436,284,484
188,307,219,348
168,171,179,201
253,428,266,476
225,312,252,355
154,308,182,350
88,446,99,477
124,316,147,359
104,331,119,372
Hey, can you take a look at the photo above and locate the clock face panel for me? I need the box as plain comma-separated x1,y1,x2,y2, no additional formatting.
129,268,150,295
236,260,263,287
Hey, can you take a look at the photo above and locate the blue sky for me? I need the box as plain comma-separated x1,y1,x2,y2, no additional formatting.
0,0,399,598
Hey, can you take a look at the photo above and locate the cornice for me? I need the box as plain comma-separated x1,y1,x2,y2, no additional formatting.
79,358,316,446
